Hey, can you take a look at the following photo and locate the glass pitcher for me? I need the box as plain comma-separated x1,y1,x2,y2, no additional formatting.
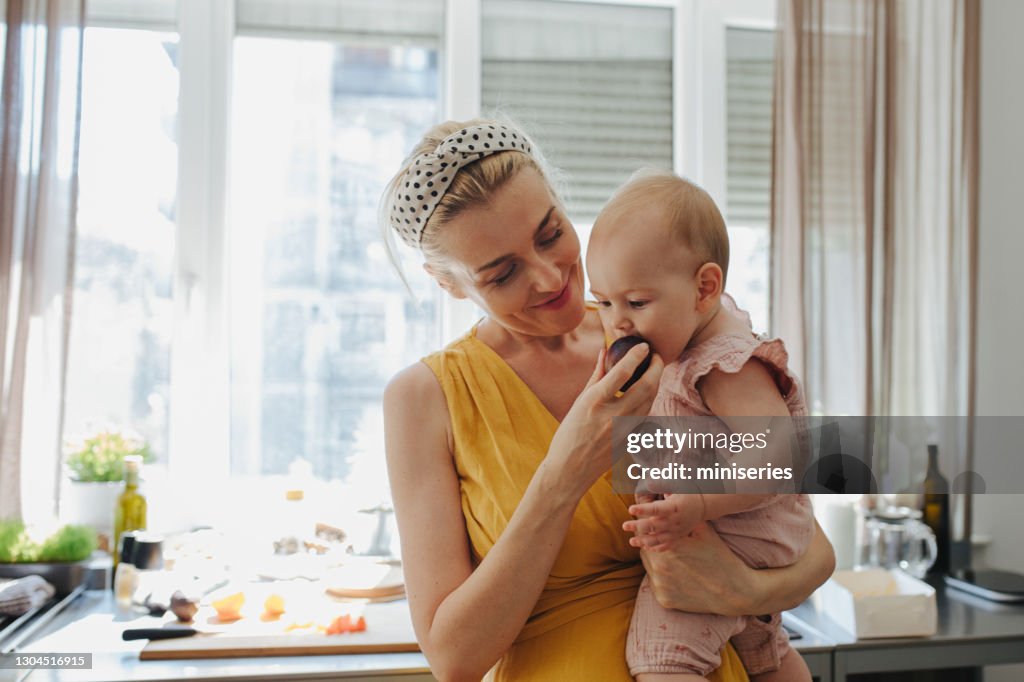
860,506,938,578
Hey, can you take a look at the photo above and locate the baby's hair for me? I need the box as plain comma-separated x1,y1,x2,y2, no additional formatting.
378,116,564,295
604,168,730,286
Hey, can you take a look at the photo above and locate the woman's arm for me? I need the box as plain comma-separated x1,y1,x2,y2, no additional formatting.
641,518,835,617
385,344,661,682
385,363,578,681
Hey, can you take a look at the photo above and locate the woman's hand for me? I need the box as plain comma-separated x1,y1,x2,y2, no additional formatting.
545,343,664,500
640,522,758,616
641,519,835,617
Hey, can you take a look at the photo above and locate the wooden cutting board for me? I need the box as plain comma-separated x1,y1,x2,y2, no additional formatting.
140,600,419,660
323,561,405,601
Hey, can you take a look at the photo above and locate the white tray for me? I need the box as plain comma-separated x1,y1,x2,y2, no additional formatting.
818,568,937,639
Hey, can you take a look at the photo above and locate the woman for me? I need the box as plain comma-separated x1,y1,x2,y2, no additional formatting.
381,120,835,682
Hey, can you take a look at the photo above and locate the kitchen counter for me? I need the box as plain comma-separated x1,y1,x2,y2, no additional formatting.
786,575,1024,681
7,590,431,682
7,576,1024,682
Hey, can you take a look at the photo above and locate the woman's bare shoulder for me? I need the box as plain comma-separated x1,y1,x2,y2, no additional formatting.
383,361,453,453
387,360,443,400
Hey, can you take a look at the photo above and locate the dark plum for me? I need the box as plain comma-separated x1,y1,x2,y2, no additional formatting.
605,335,652,392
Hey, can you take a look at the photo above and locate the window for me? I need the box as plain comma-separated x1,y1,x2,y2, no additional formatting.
62,1,446,529
480,0,674,264
59,0,780,529
724,26,774,333
64,26,179,469
228,36,442,480
482,0,673,224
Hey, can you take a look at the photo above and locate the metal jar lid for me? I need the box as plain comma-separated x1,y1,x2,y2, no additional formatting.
131,533,164,570
873,505,923,523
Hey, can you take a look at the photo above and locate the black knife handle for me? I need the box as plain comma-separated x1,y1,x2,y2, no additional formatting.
122,627,198,641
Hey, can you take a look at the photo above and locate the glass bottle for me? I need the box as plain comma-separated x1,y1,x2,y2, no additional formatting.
113,531,139,607
114,455,147,575
922,444,950,574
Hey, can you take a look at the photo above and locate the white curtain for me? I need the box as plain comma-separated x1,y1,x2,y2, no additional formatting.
772,0,979,419
0,0,84,522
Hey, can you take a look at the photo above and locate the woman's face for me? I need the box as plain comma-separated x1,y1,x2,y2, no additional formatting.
430,168,586,338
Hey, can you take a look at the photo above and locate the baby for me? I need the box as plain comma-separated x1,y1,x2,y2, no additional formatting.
586,170,814,682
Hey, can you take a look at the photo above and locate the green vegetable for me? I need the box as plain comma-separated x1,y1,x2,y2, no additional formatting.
0,519,97,563
38,525,98,562
64,428,154,482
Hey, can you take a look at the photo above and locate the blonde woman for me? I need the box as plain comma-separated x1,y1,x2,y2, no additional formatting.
380,120,835,681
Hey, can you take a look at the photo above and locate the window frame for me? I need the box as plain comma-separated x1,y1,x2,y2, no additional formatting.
680,0,777,211
171,0,234,506
72,0,773,531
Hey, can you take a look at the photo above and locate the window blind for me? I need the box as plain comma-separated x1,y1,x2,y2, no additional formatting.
481,0,673,224
85,0,177,29
85,1,445,40
725,27,774,228
236,0,444,43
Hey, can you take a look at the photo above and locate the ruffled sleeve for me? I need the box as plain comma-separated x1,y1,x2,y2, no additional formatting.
657,318,806,418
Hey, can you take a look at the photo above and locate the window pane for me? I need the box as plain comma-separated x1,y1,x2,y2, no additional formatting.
725,27,774,333
64,28,179,463
229,38,441,485
481,0,673,226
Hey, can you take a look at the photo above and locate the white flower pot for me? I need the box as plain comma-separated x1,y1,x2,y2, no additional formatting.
60,480,122,539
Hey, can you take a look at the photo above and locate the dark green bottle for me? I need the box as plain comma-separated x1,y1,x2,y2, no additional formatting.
923,444,950,574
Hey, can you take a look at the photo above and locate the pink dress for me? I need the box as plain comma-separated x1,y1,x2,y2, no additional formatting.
626,296,814,676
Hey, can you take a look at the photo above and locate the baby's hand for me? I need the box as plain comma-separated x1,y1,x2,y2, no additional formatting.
623,494,705,552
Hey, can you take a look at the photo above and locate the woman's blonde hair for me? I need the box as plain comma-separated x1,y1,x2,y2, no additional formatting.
378,118,563,291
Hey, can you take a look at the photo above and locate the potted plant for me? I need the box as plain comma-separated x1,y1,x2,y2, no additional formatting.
60,428,154,543
0,519,98,595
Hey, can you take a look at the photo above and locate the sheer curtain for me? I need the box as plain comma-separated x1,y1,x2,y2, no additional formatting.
771,0,979,419
0,0,84,522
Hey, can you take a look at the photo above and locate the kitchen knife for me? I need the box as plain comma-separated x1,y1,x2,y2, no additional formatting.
122,627,200,641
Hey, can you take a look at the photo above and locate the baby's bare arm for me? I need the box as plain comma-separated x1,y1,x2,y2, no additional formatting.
697,357,791,419
701,358,801,492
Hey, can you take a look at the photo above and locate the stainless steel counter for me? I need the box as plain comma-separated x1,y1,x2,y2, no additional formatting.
786,576,1024,681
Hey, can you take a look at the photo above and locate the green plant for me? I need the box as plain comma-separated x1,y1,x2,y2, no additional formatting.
0,519,97,563
64,428,154,482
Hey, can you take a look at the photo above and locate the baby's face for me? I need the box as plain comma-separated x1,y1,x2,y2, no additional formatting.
586,205,704,363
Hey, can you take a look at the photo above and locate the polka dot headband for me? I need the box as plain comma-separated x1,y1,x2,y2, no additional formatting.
389,123,533,248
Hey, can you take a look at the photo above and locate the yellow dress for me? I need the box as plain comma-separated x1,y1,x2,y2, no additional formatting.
422,325,750,682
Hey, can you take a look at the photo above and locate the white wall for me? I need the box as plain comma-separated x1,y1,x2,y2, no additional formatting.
973,0,1024,561
973,0,1024,679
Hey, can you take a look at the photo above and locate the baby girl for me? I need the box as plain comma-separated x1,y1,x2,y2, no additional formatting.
586,170,814,681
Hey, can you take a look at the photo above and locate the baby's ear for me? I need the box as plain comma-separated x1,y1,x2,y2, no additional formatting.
424,263,467,300
694,262,723,312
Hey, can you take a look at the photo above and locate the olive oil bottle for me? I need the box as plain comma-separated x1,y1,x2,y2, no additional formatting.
113,455,147,575
923,444,950,574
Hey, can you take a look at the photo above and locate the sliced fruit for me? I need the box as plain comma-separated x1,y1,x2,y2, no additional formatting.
325,613,368,635
263,594,286,616
212,591,245,621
